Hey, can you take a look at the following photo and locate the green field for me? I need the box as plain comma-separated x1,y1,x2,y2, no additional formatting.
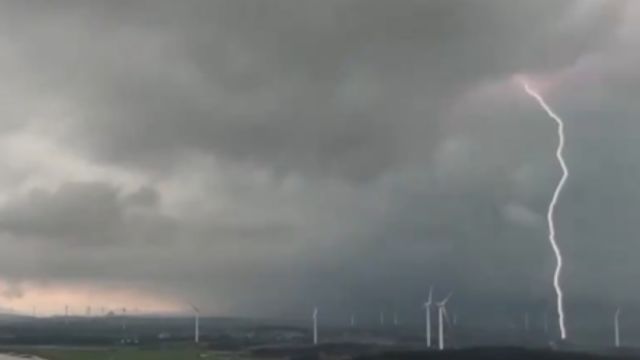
7,347,254,360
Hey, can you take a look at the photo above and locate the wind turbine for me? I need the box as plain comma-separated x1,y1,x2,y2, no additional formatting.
121,307,127,330
424,286,434,348
614,308,621,348
190,304,200,344
380,311,385,326
312,307,318,345
437,293,452,351
350,314,356,327
524,312,530,332
393,312,398,326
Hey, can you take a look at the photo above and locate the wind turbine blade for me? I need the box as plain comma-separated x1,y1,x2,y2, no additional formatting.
438,292,453,306
188,303,199,313
444,292,453,303
442,307,452,328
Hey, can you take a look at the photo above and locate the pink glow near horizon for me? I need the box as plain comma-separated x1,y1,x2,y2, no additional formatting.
0,280,184,316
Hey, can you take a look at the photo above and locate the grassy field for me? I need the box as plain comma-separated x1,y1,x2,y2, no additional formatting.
7,347,252,360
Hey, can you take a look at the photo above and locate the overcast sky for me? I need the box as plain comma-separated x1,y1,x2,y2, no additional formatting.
0,0,638,333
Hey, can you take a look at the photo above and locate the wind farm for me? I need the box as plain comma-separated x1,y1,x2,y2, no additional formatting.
0,297,638,360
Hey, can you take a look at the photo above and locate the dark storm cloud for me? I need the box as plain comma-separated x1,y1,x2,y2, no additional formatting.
0,182,125,245
0,0,638,340
0,182,166,246
0,0,619,180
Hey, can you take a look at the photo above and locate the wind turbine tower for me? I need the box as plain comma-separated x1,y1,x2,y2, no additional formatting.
437,293,452,351
312,307,318,345
614,308,621,348
424,287,433,348
121,308,127,330
191,305,200,344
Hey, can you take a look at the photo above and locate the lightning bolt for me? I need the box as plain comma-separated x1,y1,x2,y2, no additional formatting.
519,78,569,340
